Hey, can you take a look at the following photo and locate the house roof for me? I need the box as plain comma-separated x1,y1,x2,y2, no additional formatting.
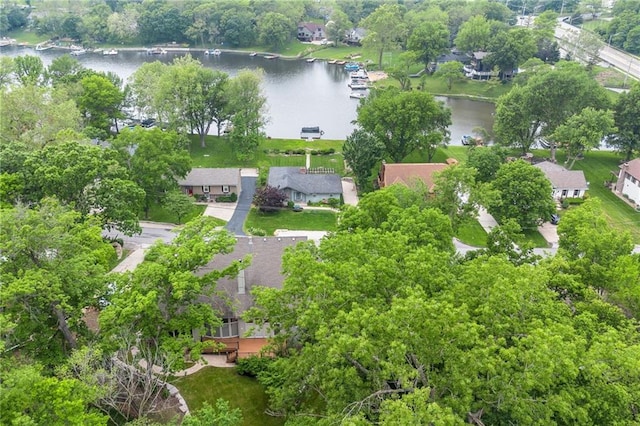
379,162,449,189
177,168,240,187
473,51,490,60
268,167,343,195
298,22,325,32
198,236,307,317
621,158,640,180
534,161,588,190
437,52,471,64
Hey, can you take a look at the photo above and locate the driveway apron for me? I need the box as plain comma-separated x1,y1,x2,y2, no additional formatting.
225,176,257,235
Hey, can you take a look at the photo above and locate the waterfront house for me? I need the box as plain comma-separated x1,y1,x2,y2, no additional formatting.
177,168,241,201
268,166,343,204
464,51,498,80
345,27,366,45
297,22,326,41
534,161,589,200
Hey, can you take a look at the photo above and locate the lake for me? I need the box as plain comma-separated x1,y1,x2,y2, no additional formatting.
1,46,495,143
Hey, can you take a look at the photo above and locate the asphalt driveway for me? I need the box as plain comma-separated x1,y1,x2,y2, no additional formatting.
225,176,257,235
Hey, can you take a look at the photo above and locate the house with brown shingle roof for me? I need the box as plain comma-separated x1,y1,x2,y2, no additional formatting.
615,158,640,206
534,161,589,200
196,236,307,361
297,22,325,41
377,161,454,191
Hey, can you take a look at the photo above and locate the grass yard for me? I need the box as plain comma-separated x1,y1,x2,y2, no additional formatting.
140,203,208,225
190,136,345,174
174,367,283,426
376,74,511,101
403,145,471,164
456,220,488,247
521,228,552,248
245,208,337,235
530,149,640,242
5,28,49,45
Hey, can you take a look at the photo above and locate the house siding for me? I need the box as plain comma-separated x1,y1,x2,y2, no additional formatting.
622,174,640,205
183,184,239,197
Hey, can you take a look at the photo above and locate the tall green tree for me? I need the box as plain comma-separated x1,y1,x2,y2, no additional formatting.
326,8,351,45
46,55,84,86
488,160,556,228
407,21,450,72
454,15,492,52
111,127,192,219
227,69,268,160
257,12,291,50
611,82,640,160
343,129,385,192
100,218,245,370
0,85,82,148
356,89,451,163
0,199,115,365
487,28,537,79
434,61,465,90
552,107,616,169
12,54,44,86
430,165,481,231
361,4,407,68
78,74,125,133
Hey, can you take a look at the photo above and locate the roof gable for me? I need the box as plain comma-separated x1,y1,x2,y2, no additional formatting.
268,167,343,195
622,158,640,180
380,162,449,189
533,162,588,189
177,168,241,187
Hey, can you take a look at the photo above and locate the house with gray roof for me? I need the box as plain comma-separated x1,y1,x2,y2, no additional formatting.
177,168,241,201
534,161,589,200
268,167,343,204
197,236,307,360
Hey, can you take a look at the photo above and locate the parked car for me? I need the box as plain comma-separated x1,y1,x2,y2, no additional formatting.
550,213,560,225
292,204,304,212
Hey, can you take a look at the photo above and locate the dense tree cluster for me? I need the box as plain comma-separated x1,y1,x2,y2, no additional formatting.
245,186,640,425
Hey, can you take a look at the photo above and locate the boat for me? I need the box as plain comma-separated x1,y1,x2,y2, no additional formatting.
147,47,166,55
461,135,475,146
103,49,118,55
70,49,87,56
264,55,278,60
35,42,53,51
328,59,337,64
350,92,367,99
348,82,369,90
205,49,221,56
249,52,258,57
300,126,324,139
350,70,368,80
306,57,315,63
336,60,346,65
344,62,360,71
0,38,16,47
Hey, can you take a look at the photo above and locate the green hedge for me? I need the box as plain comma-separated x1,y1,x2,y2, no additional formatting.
215,193,238,202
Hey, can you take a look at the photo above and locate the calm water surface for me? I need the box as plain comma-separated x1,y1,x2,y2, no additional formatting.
2,47,495,143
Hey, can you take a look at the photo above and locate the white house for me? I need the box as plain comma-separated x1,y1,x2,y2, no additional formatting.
615,158,640,206
534,161,589,200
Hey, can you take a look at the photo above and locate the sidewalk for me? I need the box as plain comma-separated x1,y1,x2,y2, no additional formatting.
111,245,149,273
477,207,499,233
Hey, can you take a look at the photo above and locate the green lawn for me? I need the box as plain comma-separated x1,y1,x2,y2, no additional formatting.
5,28,49,45
377,74,511,101
403,145,471,164
174,367,283,426
190,136,345,175
456,220,488,247
244,208,337,235
528,149,640,242
140,203,208,225
521,228,552,248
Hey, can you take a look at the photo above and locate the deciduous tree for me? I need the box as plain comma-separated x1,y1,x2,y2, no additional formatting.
434,60,465,90
78,74,125,133
488,160,556,228
253,185,287,212
407,21,450,72
343,129,385,192
163,190,195,224
12,54,44,86
357,89,451,163
361,4,407,68
454,15,491,52
227,69,268,160
611,82,640,160
257,12,291,50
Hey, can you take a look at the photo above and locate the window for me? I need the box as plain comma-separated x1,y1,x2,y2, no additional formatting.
573,189,580,197
222,185,230,193
202,185,210,193
209,319,239,338
561,189,568,197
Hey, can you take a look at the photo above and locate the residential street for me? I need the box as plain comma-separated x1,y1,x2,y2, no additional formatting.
555,21,640,81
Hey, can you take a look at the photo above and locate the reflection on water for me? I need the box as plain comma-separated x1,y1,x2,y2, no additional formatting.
1,47,496,142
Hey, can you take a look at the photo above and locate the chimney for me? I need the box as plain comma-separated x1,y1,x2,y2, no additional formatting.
306,152,311,170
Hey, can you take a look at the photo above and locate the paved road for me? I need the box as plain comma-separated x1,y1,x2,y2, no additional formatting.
555,21,640,80
104,221,176,249
225,176,257,236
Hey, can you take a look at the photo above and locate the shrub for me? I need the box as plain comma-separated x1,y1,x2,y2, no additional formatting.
327,197,341,208
564,197,584,205
247,227,267,236
215,193,237,203
253,185,288,212
236,355,273,377
287,200,294,208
